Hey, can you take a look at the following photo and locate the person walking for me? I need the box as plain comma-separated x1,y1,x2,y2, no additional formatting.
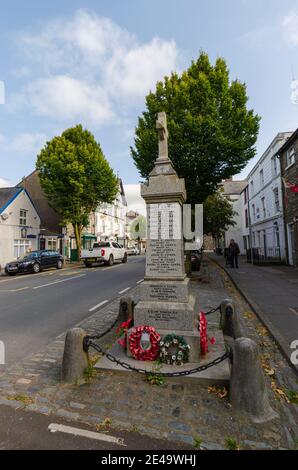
228,239,240,268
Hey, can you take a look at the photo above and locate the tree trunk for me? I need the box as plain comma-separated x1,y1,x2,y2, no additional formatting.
73,222,82,261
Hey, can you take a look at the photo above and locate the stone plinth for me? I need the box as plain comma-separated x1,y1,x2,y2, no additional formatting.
133,112,200,363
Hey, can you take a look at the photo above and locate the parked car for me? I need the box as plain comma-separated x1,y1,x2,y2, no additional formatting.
191,250,202,271
81,241,128,267
5,250,64,276
127,246,140,256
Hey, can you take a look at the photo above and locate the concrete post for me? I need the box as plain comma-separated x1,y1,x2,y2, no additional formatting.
230,337,278,423
62,328,89,382
220,299,242,338
118,297,134,323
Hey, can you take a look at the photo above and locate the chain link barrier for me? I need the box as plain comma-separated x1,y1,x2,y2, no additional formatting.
83,303,226,377
204,305,221,315
84,339,230,378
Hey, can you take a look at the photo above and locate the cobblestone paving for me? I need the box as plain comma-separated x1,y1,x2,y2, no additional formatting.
0,261,297,450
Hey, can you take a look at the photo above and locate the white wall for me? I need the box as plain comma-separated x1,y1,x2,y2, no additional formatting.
246,133,291,260
225,195,246,254
0,190,40,267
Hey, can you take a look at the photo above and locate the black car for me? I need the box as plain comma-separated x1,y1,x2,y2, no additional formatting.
5,250,64,276
191,250,202,271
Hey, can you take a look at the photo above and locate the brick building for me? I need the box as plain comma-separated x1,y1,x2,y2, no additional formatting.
278,128,298,266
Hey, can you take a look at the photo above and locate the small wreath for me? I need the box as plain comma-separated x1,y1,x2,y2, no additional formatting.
159,334,190,365
128,326,160,361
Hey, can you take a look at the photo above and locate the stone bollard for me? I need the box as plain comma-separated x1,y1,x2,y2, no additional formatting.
118,297,134,323
199,258,210,283
62,328,89,383
220,299,243,338
230,337,278,423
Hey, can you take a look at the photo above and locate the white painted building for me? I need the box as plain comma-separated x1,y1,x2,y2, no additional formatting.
243,132,293,261
0,187,40,268
221,180,248,254
94,179,127,245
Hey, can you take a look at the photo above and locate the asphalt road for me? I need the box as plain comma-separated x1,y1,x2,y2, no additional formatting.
0,256,145,367
0,404,190,451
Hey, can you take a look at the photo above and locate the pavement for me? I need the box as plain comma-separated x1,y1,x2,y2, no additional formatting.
0,404,189,450
210,254,298,372
0,256,145,366
0,260,297,450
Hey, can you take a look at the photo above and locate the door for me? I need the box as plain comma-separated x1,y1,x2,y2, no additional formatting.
287,224,295,266
40,251,51,268
112,242,121,260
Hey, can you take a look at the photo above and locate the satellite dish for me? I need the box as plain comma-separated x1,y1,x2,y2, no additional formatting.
1,213,9,220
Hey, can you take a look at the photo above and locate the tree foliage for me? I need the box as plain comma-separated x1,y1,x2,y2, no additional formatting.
129,215,147,240
203,190,237,239
36,124,118,255
131,52,260,203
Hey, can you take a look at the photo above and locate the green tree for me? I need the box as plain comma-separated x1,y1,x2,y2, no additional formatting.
36,125,118,257
129,215,147,242
131,52,260,203
203,191,237,240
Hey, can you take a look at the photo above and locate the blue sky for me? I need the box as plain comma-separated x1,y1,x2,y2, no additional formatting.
0,0,298,188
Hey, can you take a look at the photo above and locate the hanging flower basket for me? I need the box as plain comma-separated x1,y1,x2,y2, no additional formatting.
159,334,190,366
128,326,161,361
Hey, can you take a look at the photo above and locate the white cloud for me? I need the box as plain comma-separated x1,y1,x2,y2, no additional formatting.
0,177,11,188
25,76,113,123
13,9,178,124
105,37,177,100
0,132,47,153
283,11,298,45
124,184,146,216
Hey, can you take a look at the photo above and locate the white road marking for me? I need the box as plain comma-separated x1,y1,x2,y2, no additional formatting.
136,279,144,284
102,264,123,271
33,274,85,290
289,307,298,317
89,299,108,312
0,286,30,293
119,287,130,294
48,423,126,446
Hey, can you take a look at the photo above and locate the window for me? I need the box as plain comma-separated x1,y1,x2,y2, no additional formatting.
257,231,261,247
245,209,248,227
259,169,264,187
47,238,57,250
250,180,254,195
273,188,280,213
287,147,295,167
252,204,256,221
244,186,248,204
261,197,266,218
274,226,280,248
19,209,27,226
14,239,31,258
271,156,278,176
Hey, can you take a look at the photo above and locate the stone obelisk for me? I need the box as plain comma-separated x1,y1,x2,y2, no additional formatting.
133,112,200,362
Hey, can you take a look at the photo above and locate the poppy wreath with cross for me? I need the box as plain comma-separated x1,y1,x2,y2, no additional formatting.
159,334,190,366
128,325,161,361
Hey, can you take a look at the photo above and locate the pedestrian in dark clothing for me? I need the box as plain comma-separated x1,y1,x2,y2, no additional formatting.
228,239,240,268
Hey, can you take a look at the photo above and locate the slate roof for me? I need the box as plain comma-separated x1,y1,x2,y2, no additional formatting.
0,187,22,213
221,180,247,195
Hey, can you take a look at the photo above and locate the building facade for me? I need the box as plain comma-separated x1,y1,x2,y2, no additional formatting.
0,187,40,268
278,128,298,266
19,171,67,255
94,179,127,245
221,179,248,254
245,132,293,263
